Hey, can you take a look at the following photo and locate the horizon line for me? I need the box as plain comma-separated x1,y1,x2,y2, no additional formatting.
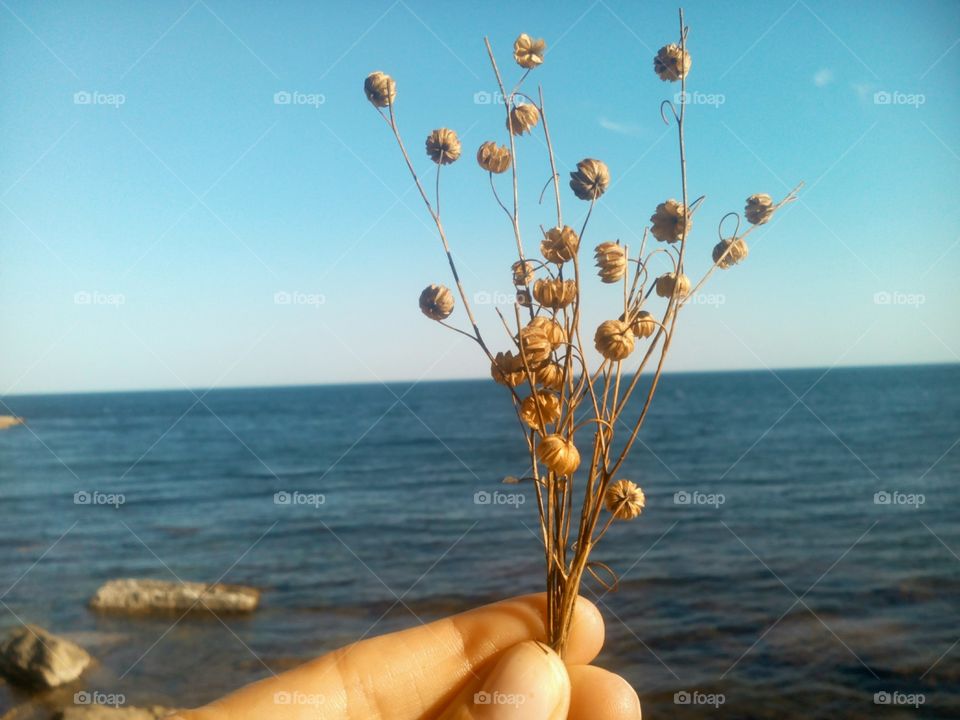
2,360,957,399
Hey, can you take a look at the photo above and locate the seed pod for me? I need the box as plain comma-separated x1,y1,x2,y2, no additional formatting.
537,434,580,476
425,128,461,165
517,325,553,368
569,158,610,201
520,392,561,430
491,351,526,387
364,71,396,107
419,284,454,320
528,317,566,349
476,141,512,173
516,289,532,307
513,33,546,69
533,278,576,310
712,238,749,269
541,225,580,264
507,103,540,135
512,260,536,287
536,362,564,391
653,44,691,82
594,242,627,283
604,479,646,520
745,193,775,225
629,310,656,338
655,272,691,299
594,320,635,361
650,199,691,244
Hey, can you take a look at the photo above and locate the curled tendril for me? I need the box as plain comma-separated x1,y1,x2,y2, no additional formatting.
660,100,681,126
571,416,615,435
539,174,559,205
718,211,742,242
586,561,620,593
643,247,679,273
687,195,706,215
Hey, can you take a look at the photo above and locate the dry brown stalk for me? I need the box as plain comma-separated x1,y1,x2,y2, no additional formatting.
364,8,801,657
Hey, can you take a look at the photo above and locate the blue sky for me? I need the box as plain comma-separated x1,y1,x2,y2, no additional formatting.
1,0,958,394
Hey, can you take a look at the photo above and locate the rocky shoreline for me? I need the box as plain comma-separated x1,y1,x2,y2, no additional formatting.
0,579,259,719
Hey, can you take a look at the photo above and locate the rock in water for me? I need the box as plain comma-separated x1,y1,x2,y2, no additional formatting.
90,579,259,614
57,706,176,720
0,625,91,688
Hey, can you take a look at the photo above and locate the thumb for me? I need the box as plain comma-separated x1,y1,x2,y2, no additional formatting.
440,640,570,720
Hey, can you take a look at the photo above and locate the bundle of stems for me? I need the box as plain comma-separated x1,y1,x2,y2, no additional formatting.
364,8,801,657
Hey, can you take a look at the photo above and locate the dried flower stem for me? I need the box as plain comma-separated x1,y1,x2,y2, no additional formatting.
366,8,799,660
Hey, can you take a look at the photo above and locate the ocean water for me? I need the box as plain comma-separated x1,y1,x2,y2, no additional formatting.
1,365,958,718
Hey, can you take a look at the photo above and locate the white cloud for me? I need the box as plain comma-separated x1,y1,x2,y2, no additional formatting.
598,117,644,136
813,68,834,87
851,82,874,101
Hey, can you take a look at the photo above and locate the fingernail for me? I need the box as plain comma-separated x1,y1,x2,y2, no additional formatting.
475,641,568,719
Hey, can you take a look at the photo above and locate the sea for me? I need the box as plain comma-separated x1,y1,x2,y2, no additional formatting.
1,364,958,718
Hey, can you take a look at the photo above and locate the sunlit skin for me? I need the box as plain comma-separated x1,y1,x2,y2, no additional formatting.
172,594,641,720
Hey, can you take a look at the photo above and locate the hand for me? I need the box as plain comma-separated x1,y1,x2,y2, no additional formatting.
173,593,641,719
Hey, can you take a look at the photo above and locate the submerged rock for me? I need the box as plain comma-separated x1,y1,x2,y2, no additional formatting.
90,579,259,614
0,625,91,688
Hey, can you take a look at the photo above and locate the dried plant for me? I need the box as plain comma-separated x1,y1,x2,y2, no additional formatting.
365,8,802,657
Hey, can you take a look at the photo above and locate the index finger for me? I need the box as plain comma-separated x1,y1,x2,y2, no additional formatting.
179,593,604,720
